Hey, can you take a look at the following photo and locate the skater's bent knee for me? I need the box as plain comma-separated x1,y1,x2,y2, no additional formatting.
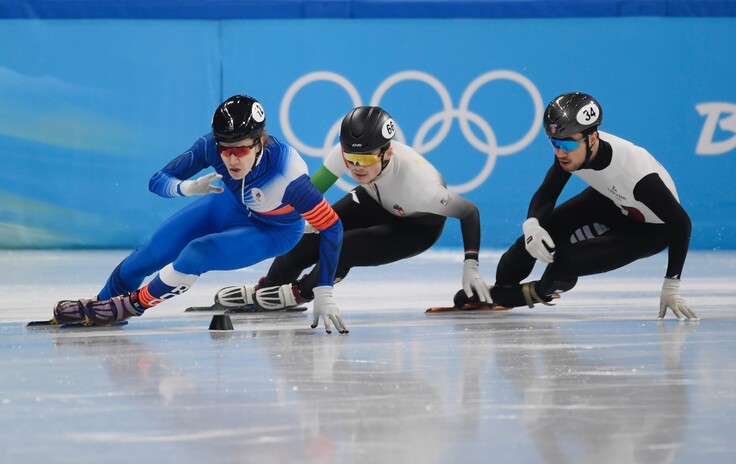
553,278,577,293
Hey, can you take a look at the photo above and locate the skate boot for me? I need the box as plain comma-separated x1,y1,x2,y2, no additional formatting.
53,298,95,324
521,282,555,307
453,286,497,310
491,281,555,309
82,293,146,326
214,277,264,310
253,281,311,311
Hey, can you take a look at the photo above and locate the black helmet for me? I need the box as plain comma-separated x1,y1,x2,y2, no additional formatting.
212,95,266,143
340,106,396,153
544,92,602,138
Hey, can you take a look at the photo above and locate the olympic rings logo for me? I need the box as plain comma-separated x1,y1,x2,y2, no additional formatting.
279,70,544,193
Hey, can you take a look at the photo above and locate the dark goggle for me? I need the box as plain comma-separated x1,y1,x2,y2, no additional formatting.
343,152,383,167
549,137,583,152
218,139,261,158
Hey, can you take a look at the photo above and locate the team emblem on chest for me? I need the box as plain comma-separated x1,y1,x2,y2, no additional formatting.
392,204,405,216
251,188,265,204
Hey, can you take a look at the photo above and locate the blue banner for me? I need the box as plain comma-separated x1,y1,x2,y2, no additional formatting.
1,17,734,249
224,18,736,250
0,20,220,247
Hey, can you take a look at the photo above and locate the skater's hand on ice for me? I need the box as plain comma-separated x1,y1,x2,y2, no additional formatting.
179,173,224,196
311,286,348,334
659,278,699,320
462,259,490,303
523,218,555,263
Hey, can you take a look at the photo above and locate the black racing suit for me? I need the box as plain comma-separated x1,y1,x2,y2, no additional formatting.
263,187,447,298
492,139,692,308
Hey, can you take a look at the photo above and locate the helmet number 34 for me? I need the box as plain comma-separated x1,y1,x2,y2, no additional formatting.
576,103,600,125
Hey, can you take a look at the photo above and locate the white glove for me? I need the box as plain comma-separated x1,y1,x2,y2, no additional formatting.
311,286,348,334
462,259,491,302
179,172,224,196
659,278,699,320
522,218,556,263
304,222,319,234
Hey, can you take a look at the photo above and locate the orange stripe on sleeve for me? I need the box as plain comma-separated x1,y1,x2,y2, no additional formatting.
302,198,339,231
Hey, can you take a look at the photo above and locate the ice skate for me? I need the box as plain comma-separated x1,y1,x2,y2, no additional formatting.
187,278,266,313
520,281,555,307
490,281,558,309
254,282,311,311
213,278,264,311
449,286,504,310
82,293,145,326
52,298,94,324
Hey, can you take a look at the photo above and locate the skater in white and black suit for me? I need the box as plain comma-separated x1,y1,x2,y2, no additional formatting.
456,92,697,320
215,106,491,313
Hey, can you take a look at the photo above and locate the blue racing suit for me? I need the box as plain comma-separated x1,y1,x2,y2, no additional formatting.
98,134,342,301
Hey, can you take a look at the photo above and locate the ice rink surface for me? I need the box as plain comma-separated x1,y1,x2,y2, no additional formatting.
1,249,735,464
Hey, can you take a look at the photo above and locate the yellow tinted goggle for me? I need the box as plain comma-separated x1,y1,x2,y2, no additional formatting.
343,152,382,166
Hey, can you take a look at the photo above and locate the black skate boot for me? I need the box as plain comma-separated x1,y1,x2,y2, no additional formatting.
452,286,500,310
491,281,555,309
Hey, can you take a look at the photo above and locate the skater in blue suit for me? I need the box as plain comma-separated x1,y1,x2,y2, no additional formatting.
53,94,347,333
